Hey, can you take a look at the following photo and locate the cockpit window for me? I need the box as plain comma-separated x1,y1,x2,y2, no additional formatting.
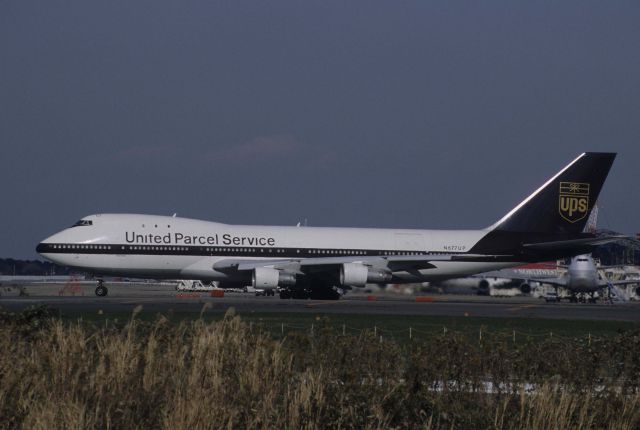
71,220,93,227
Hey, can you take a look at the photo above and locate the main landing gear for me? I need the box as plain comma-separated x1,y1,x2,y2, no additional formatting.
279,286,342,300
568,292,598,303
95,279,108,297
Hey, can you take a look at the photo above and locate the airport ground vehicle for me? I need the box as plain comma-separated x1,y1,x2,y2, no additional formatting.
175,280,216,291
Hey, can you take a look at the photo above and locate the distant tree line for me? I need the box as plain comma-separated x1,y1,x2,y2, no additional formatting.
0,259,71,276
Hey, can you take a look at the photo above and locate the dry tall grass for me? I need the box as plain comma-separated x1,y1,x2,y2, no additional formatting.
0,307,639,429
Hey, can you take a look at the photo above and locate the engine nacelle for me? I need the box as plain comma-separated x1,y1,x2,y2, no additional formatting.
340,263,369,287
340,263,391,287
520,283,532,294
366,270,392,284
278,272,297,286
252,267,296,288
477,279,490,295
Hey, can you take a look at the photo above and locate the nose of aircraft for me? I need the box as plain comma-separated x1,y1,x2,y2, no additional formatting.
36,242,47,254
36,234,57,258
35,230,69,258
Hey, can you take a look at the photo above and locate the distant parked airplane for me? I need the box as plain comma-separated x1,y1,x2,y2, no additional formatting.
434,261,557,295
528,254,639,302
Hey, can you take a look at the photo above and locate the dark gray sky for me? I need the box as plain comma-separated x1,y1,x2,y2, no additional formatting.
2,1,639,259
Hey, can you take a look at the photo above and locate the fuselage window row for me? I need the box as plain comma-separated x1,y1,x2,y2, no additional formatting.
44,244,431,257
52,244,112,250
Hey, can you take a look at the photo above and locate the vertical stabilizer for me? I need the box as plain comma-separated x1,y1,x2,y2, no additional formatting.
471,153,616,256
489,152,615,235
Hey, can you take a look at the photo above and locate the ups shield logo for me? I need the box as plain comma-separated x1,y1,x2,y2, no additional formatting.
559,182,590,223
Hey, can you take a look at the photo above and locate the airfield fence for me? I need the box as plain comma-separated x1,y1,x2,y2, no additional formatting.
246,320,598,346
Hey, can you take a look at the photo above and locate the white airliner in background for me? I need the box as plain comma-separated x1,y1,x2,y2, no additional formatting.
529,254,639,301
37,152,619,299
437,255,639,301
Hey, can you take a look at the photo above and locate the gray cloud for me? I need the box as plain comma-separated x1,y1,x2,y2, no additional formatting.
205,135,307,165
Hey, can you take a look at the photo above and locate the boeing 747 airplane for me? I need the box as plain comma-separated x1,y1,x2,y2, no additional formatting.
37,152,619,299
528,254,639,302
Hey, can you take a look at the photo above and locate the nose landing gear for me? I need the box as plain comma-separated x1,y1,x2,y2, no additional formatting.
95,279,108,297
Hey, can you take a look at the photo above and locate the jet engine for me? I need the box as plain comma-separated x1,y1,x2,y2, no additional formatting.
252,267,296,288
340,263,391,287
477,279,490,295
519,283,532,294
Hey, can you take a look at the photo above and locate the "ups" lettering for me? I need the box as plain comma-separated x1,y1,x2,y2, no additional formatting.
559,182,590,223
560,196,588,216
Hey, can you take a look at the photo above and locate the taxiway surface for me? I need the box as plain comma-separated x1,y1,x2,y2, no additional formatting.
1,283,639,321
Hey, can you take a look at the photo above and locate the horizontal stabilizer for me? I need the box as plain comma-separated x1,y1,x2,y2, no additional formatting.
523,235,626,252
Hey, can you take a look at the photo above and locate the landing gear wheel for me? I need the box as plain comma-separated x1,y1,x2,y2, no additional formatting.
279,290,291,299
95,280,108,297
310,288,341,300
292,289,311,300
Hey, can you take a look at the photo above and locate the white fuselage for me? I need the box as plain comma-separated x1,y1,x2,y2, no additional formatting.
37,214,520,284
563,255,603,293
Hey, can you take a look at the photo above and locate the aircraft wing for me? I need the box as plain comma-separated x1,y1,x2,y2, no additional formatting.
527,278,638,290
608,279,640,287
527,277,568,288
212,254,509,274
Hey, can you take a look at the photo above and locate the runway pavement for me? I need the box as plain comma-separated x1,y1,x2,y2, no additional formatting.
1,283,640,321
